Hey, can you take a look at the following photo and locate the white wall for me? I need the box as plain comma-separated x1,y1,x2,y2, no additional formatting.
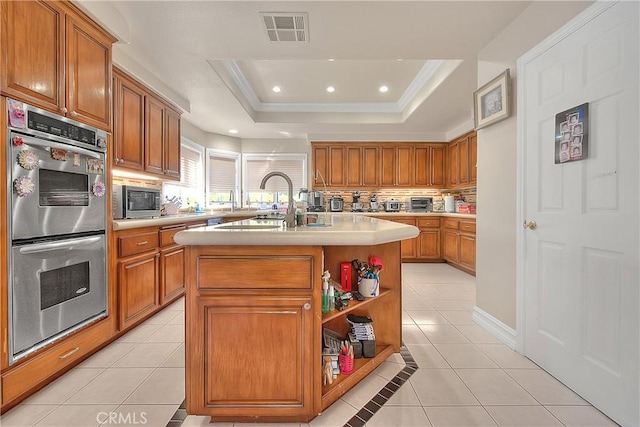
476,1,593,329
181,120,241,152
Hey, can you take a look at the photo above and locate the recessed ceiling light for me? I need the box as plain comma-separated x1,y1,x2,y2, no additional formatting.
379,85,389,93
229,129,239,134
272,86,281,93
328,58,335,62
279,131,291,137
326,86,335,93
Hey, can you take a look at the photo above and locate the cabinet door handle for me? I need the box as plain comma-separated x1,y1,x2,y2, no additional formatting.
70,111,77,117
59,347,80,359
303,303,311,311
60,107,68,114
137,241,148,246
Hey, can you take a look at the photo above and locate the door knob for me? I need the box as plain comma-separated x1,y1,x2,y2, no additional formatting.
523,220,537,230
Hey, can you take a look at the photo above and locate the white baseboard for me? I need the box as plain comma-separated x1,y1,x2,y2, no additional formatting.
472,306,517,350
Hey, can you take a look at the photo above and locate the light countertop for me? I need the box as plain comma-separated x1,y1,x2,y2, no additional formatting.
173,214,420,246
112,210,475,231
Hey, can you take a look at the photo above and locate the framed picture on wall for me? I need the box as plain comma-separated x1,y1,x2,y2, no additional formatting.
554,103,589,164
473,69,512,130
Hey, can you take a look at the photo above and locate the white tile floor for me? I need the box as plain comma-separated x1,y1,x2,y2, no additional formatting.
1,264,618,427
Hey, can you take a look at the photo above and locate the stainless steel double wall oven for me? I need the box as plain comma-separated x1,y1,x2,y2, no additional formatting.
6,99,108,365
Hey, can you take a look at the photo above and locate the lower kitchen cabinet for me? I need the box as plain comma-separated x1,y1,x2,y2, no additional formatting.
417,218,441,259
119,251,160,330
160,246,185,304
188,295,315,420
442,217,476,275
459,233,476,272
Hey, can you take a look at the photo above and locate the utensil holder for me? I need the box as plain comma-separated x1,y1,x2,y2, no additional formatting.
338,354,354,374
358,278,379,298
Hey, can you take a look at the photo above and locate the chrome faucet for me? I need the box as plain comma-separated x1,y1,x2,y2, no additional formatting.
230,190,236,212
260,171,295,227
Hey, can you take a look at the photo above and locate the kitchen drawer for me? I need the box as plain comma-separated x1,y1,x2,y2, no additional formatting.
186,221,208,229
196,255,313,290
1,319,112,405
443,218,459,230
119,232,159,257
160,224,186,247
459,221,476,234
417,218,440,228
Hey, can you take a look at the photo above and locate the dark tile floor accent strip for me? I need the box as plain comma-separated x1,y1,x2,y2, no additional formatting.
342,342,417,427
166,343,418,427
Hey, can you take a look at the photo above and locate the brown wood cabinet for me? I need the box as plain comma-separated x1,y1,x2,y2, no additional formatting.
112,67,182,180
113,68,145,170
114,220,205,332
312,142,447,189
346,145,379,187
441,217,476,275
417,218,441,259
159,224,186,304
381,145,413,187
184,241,403,422
415,144,446,187
447,131,477,188
119,251,160,330
0,0,114,130
186,245,321,422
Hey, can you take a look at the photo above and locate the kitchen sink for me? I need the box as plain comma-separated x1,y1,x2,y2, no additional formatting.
216,224,282,230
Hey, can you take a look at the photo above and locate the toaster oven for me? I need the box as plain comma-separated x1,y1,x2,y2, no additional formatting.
409,197,433,212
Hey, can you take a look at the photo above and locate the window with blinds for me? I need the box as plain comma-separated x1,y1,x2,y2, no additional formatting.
163,139,204,207
207,150,240,205
243,154,307,208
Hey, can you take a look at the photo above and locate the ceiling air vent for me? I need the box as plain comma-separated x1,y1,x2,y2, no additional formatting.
260,12,308,42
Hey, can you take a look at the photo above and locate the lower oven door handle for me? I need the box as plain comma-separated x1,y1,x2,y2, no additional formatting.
24,136,103,159
19,236,102,254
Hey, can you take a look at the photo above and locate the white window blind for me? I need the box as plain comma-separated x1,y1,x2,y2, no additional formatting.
245,156,305,192
180,144,201,188
209,155,237,192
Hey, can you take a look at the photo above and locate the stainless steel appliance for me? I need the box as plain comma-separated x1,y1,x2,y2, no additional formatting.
384,199,402,212
408,197,433,212
6,99,108,365
10,234,107,362
369,194,380,212
112,185,162,219
308,190,325,212
329,196,343,212
351,191,363,212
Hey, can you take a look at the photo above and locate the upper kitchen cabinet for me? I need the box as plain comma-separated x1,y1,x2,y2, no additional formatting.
414,144,446,187
381,144,413,187
447,131,477,188
113,68,145,170
312,144,346,187
346,145,379,187
112,67,182,180
1,0,115,131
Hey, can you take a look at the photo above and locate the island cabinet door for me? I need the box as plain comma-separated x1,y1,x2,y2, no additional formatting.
186,295,316,421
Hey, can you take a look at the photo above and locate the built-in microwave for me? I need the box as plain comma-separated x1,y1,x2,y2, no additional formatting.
112,185,161,219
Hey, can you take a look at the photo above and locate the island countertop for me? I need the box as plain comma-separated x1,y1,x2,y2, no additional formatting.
173,214,419,246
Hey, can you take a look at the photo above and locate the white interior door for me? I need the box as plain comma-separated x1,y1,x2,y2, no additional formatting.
519,2,639,426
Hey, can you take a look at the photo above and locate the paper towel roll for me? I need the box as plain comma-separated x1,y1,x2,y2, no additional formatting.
444,195,455,213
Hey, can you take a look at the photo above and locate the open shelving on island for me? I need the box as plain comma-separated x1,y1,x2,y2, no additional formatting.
321,287,392,323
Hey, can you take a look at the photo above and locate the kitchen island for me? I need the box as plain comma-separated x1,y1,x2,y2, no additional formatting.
174,214,418,423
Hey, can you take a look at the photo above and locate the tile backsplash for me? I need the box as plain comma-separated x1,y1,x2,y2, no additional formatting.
321,187,477,212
